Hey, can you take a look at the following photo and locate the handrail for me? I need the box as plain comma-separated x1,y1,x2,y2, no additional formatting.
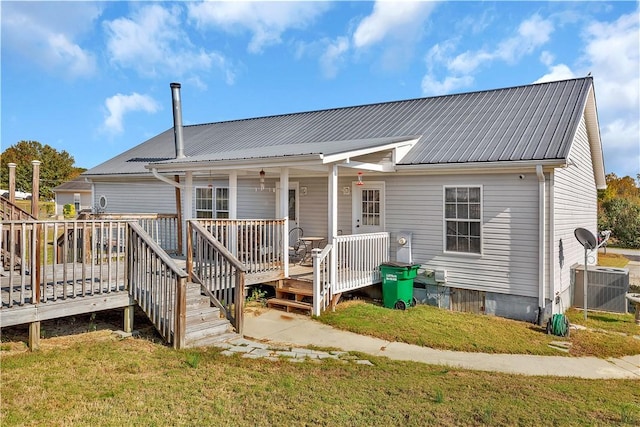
0,196,37,221
312,244,333,316
188,220,246,334
128,222,189,348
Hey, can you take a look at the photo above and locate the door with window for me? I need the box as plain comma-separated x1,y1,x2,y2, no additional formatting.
352,182,385,234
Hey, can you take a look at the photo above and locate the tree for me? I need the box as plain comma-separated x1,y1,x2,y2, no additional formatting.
1,140,86,201
598,173,640,248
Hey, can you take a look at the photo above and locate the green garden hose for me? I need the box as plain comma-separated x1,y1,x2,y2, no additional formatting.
548,313,570,337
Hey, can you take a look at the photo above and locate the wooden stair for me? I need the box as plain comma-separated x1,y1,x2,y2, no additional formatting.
184,282,237,348
267,279,313,314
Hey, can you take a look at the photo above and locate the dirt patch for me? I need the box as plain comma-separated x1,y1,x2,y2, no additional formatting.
0,306,163,355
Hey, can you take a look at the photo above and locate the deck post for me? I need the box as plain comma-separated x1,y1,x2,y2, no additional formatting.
234,272,245,335
174,277,187,349
174,175,183,256
123,304,134,333
186,221,193,281
28,321,41,351
8,163,16,204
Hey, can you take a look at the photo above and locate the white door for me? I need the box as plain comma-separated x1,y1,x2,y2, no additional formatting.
276,181,300,232
352,181,385,234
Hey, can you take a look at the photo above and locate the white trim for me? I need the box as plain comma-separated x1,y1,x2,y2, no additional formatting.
276,181,299,227
442,185,483,255
351,181,385,234
536,165,546,314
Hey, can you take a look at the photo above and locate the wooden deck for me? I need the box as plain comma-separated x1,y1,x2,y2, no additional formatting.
1,260,132,327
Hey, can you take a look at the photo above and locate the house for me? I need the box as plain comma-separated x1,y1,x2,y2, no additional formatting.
52,177,93,217
82,77,605,323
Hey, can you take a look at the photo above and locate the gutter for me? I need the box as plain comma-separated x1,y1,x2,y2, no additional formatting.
536,164,546,324
151,168,184,189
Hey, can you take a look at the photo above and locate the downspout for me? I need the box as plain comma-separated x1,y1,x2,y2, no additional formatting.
151,168,184,189
536,165,546,325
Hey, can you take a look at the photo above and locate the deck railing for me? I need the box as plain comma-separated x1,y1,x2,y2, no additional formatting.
187,220,246,334
87,213,180,255
195,219,285,276
1,220,130,309
312,245,333,316
0,196,37,221
333,232,389,292
128,222,188,349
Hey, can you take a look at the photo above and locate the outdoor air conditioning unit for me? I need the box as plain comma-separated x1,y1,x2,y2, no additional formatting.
571,264,630,313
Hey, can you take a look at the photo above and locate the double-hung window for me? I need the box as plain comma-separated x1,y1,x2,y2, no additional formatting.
444,186,482,254
195,187,213,218
215,187,229,218
195,187,230,218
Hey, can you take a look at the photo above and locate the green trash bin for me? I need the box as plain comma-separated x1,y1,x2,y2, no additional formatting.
379,262,420,310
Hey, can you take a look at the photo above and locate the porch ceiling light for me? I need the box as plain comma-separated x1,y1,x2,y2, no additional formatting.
357,171,364,186
260,169,265,191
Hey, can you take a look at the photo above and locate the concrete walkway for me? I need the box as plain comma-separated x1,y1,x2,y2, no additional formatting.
244,309,640,379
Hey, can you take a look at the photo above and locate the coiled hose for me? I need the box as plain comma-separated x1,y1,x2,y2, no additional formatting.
547,313,570,337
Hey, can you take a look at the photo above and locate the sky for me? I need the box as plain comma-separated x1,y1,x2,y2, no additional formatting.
1,1,639,178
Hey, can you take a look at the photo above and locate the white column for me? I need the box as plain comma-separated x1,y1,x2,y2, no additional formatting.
280,168,290,277
229,170,238,219
328,164,338,238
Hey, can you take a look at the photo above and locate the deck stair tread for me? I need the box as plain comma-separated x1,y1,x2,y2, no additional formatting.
183,281,234,347
266,297,312,313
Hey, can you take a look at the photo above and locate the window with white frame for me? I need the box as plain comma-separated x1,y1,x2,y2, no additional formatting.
195,187,213,218
444,186,481,254
73,193,81,212
215,187,229,218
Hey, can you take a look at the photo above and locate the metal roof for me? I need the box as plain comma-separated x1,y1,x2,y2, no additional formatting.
53,177,92,192
85,77,596,176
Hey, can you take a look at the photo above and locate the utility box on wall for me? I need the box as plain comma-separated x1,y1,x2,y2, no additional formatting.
571,264,630,313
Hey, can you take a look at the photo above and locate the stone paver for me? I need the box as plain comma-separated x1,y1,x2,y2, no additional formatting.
216,335,374,365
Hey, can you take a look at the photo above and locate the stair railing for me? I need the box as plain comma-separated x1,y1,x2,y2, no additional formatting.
128,222,189,349
187,220,246,334
312,244,333,316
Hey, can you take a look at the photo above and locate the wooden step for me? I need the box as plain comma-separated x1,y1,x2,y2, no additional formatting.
266,297,312,313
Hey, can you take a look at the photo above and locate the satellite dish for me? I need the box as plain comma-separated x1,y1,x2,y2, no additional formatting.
574,228,596,250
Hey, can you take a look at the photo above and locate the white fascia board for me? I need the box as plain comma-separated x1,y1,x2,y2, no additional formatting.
338,161,395,172
396,159,566,175
146,154,323,172
320,138,419,164
584,86,606,189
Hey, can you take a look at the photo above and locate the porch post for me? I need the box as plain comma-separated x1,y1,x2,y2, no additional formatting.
229,170,238,219
280,168,289,277
328,164,338,309
8,163,16,204
328,164,338,238
183,171,193,254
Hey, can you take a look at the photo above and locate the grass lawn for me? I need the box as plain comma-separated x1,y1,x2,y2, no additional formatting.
598,252,631,268
317,300,640,358
1,330,639,426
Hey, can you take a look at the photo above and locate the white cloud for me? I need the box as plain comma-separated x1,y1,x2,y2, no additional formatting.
320,37,350,79
421,74,473,96
533,64,575,84
581,10,640,177
353,1,437,49
104,4,234,84
1,2,100,77
448,14,554,74
103,93,160,134
187,1,329,53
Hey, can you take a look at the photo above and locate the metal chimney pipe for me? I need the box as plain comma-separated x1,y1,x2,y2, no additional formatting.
170,83,186,159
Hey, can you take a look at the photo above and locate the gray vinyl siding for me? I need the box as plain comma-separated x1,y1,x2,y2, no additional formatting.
55,191,92,215
384,173,540,297
92,179,177,214
552,115,598,306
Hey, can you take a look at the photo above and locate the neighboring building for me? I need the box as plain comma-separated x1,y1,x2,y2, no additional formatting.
82,77,606,322
52,177,93,216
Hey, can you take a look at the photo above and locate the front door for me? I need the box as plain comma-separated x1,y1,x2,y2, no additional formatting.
352,181,385,234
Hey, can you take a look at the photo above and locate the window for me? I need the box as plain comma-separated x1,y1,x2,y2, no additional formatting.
361,189,381,226
444,186,481,254
73,193,81,212
195,187,213,218
215,187,229,218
